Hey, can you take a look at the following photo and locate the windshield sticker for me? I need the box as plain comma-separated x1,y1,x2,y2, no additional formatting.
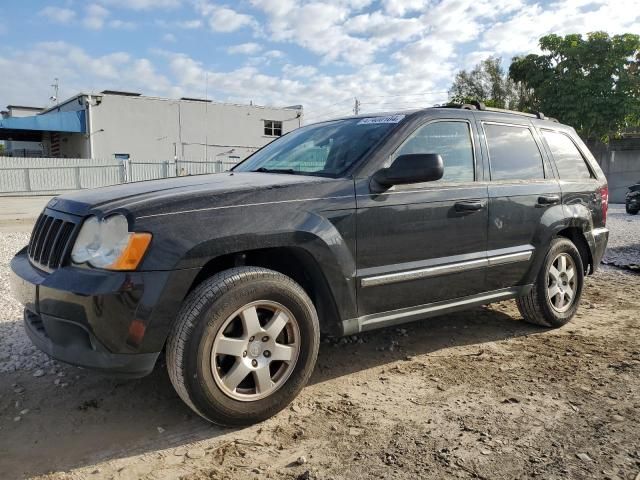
357,115,405,125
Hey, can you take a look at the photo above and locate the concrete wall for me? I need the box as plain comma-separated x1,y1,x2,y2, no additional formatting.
89,95,302,163
588,138,640,203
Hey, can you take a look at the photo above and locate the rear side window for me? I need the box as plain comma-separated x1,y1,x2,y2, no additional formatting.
393,121,475,182
542,130,593,180
484,123,545,180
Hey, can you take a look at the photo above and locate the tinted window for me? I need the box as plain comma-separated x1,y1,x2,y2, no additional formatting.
485,124,544,180
542,130,592,180
235,118,399,177
394,121,474,182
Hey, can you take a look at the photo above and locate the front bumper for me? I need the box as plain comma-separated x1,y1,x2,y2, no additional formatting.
10,249,198,377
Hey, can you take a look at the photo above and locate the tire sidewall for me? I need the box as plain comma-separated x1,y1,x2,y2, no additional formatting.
536,238,584,327
182,273,319,425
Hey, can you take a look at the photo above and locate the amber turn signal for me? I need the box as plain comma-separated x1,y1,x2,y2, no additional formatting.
107,233,152,270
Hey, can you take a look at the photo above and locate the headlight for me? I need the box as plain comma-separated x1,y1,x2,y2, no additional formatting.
71,214,152,270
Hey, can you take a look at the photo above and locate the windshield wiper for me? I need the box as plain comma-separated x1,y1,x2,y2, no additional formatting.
252,167,298,174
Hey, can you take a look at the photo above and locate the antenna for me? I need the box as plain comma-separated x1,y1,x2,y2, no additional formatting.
353,97,360,115
50,78,59,104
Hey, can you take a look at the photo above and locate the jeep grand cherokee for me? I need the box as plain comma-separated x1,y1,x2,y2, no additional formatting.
11,103,609,426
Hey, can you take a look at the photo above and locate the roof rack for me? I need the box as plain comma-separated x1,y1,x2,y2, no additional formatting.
441,101,557,122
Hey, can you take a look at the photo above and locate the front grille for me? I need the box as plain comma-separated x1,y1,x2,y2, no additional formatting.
28,212,79,271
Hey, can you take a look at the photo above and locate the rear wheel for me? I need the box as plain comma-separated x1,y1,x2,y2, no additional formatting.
517,238,584,328
166,267,320,426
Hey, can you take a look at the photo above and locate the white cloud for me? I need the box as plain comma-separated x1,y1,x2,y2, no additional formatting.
264,50,285,59
178,19,202,29
109,19,136,30
163,33,177,43
282,64,318,77
84,4,110,30
3,0,640,125
197,3,256,32
0,42,179,107
99,0,182,10
480,0,640,56
39,6,76,24
227,42,263,55
380,0,427,16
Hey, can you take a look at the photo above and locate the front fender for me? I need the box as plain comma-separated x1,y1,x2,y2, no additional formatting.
136,196,358,320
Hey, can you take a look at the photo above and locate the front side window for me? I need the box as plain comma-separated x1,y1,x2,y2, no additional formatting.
485,123,545,180
542,130,593,180
264,120,283,136
393,121,475,182
235,118,400,177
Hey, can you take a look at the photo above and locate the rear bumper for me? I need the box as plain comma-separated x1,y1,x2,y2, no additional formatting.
588,227,609,273
10,249,198,377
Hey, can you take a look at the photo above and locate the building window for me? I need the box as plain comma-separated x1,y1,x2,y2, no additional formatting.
264,120,283,137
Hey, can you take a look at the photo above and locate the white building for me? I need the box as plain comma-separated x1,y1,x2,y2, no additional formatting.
0,91,303,165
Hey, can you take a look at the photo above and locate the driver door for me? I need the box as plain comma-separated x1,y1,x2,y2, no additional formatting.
355,118,489,316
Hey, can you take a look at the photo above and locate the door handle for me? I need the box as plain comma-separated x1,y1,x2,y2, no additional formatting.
537,195,560,206
455,200,486,212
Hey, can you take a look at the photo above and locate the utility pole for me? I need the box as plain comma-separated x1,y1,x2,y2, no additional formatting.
50,78,59,105
353,97,360,115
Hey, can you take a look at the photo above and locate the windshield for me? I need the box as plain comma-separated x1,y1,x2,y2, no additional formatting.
233,116,404,177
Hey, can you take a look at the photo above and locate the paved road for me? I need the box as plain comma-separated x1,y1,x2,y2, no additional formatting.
0,196,53,232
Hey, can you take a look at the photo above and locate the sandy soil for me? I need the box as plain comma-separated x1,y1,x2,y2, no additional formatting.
0,205,638,480
0,267,638,480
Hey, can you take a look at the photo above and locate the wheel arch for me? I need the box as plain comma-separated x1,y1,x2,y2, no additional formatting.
186,245,346,336
556,226,593,274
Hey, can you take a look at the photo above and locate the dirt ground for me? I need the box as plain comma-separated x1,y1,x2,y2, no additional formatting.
1,205,639,480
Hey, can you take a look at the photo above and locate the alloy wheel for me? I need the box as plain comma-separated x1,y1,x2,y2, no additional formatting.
547,253,577,313
211,301,300,401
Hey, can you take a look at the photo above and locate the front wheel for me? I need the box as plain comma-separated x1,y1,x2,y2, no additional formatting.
166,267,320,426
626,201,639,215
517,238,585,328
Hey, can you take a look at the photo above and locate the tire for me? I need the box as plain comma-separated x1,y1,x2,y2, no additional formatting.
517,238,585,328
166,267,320,426
626,201,639,215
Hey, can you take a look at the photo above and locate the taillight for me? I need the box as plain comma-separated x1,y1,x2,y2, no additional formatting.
599,185,609,224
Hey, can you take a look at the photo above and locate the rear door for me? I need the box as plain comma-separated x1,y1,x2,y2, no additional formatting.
538,128,603,224
477,116,561,290
355,115,489,316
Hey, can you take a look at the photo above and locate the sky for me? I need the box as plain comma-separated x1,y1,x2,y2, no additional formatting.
0,0,638,122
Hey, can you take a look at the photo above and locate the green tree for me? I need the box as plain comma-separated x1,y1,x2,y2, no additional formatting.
0,143,4,156
509,32,640,141
449,56,529,109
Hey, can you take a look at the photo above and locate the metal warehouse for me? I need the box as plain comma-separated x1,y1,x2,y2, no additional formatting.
0,91,302,162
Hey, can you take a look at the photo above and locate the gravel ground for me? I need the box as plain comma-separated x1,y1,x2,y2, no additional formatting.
0,232,56,374
602,205,640,269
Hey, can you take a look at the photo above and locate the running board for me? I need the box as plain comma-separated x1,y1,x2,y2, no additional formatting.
339,286,532,336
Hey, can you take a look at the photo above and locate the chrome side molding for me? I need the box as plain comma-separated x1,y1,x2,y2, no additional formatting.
361,250,533,288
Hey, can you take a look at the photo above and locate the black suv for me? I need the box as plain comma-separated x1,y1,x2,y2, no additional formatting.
11,104,609,426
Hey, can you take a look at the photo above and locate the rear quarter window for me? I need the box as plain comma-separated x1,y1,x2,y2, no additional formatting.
542,130,593,180
484,123,545,181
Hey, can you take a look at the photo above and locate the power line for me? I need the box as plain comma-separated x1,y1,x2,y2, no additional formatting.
304,108,353,122
359,90,449,99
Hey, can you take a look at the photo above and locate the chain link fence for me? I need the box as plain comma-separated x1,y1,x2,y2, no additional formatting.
0,157,241,195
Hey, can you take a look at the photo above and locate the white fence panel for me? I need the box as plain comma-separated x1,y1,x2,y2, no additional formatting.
0,156,242,194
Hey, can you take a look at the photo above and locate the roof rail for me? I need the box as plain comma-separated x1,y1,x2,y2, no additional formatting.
438,102,558,122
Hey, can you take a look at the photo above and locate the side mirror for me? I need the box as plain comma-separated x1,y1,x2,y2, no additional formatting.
372,153,444,189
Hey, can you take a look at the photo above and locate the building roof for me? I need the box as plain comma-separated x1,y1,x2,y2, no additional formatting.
6,105,45,111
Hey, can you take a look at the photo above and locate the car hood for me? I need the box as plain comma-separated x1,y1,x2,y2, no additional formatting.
47,172,344,218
